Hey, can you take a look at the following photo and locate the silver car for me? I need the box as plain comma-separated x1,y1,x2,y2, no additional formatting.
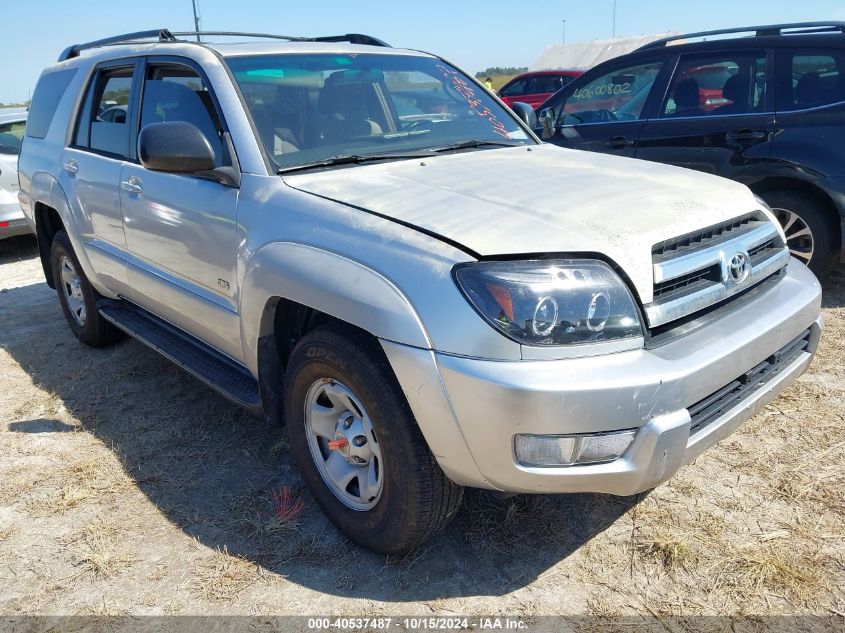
17,30,822,554
0,110,31,241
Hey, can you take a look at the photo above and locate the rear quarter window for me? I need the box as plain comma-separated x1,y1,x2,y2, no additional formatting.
26,68,77,139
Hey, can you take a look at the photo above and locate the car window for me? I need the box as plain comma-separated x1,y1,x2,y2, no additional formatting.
227,53,530,170
529,75,564,94
661,53,767,118
0,121,26,155
26,68,76,139
779,50,845,111
74,66,135,158
500,77,530,97
140,64,224,165
558,62,662,125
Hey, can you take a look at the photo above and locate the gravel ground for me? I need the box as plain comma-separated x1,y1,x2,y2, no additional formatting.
0,234,843,620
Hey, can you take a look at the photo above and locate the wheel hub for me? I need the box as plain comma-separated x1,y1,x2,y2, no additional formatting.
330,414,373,466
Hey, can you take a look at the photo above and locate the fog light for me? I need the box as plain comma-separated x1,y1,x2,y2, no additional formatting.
514,435,577,467
514,430,636,467
577,431,637,464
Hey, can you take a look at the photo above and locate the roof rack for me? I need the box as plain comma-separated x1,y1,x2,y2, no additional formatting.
639,21,845,50
58,29,390,62
170,31,391,47
59,29,177,61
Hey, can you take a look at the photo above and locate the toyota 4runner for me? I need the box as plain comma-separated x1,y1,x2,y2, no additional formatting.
18,29,822,554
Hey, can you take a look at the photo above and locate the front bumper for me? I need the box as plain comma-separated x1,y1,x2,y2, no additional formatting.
384,260,822,494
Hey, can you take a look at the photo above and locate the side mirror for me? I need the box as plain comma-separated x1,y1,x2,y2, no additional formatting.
139,121,216,174
510,102,538,129
538,107,557,139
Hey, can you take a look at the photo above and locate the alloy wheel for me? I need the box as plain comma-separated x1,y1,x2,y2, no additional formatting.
304,379,383,511
772,207,814,266
59,255,86,326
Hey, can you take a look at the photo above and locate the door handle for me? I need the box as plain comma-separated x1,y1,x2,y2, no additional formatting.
606,136,634,149
726,129,769,142
120,179,143,195
63,160,78,174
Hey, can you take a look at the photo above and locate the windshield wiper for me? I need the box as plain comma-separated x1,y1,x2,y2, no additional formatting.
431,139,527,153
277,151,435,175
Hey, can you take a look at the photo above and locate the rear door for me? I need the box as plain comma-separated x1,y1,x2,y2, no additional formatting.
60,60,141,295
635,49,775,185
119,57,242,360
543,59,667,157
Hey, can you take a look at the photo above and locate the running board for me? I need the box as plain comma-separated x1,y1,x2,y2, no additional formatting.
98,300,262,413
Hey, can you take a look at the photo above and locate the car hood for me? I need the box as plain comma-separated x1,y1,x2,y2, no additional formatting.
283,144,763,303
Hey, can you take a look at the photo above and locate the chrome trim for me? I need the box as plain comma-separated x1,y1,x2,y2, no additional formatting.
654,222,778,283
646,247,789,327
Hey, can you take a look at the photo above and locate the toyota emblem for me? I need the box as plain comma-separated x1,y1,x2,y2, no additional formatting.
728,252,751,284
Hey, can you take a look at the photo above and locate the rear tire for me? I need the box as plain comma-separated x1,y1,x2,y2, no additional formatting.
760,190,838,277
284,324,463,554
50,230,123,347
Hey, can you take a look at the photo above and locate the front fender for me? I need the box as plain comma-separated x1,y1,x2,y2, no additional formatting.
240,241,431,376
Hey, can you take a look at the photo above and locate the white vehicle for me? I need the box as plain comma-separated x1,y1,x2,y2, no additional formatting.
0,110,31,241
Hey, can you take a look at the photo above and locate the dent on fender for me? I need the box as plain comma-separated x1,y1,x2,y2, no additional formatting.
239,241,432,376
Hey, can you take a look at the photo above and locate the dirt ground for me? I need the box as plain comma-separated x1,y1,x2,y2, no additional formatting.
0,234,843,620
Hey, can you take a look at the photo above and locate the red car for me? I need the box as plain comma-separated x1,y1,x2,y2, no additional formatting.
498,70,583,109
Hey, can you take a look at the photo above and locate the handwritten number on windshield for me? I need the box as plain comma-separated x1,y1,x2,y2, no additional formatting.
435,65,512,139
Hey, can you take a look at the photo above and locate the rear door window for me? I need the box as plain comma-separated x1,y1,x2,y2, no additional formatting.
529,75,564,94
74,65,136,158
661,52,768,118
777,50,845,111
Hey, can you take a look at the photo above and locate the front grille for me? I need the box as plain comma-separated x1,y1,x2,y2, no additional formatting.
688,329,811,436
653,214,758,260
653,264,721,300
644,212,788,331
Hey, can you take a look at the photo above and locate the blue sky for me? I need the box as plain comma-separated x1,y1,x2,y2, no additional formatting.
3,0,845,102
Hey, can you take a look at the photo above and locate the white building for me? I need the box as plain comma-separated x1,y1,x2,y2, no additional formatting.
531,33,680,71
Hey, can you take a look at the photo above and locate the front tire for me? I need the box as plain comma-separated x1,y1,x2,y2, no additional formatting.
51,230,123,347
284,324,463,554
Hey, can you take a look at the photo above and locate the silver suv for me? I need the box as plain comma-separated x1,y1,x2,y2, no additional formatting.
18,29,822,554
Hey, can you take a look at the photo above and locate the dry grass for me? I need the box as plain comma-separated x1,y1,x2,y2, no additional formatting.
193,547,264,603
0,244,843,617
66,517,139,579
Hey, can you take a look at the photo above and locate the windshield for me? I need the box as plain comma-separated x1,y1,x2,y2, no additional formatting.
225,53,532,170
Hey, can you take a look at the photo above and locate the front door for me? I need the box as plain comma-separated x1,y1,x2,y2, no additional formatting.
635,49,775,185
119,58,242,361
543,60,666,157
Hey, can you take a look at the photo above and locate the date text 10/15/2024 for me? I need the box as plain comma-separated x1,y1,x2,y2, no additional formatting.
307,617,529,630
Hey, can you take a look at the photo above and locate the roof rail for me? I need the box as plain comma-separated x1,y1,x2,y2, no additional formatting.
57,29,391,61
58,29,176,61
639,21,845,50
170,31,391,47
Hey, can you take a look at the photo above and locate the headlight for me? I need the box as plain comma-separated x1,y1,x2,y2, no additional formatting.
453,259,643,346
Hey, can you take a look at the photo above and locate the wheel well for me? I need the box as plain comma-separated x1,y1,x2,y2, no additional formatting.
256,297,375,426
33,202,64,288
751,178,842,249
